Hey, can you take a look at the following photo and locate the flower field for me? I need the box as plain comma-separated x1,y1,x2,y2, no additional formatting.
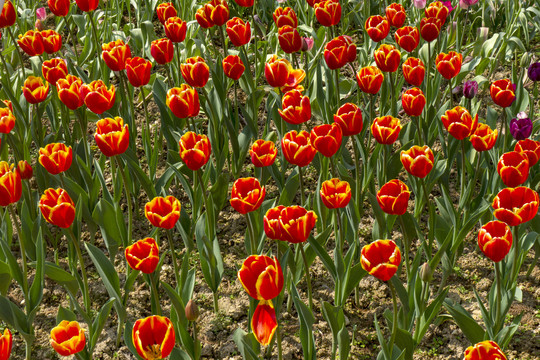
0,0,539,359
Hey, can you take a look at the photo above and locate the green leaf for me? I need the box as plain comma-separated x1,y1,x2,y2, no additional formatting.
443,299,485,344
56,306,77,324
89,298,115,352
28,231,44,312
43,262,79,295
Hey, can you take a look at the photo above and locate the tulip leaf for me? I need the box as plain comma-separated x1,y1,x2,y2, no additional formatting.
56,306,77,324
232,329,261,360
0,295,33,338
91,198,124,260
89,298,115,352
443,299,485,344
307,234,336,281
291,285,316,360
0,240,23,293
42,262,79,296
0,260,11,296
28,230,44,312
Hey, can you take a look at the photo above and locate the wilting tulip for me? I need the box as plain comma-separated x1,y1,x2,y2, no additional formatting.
490,79,516,108
39,143,72,175
0,162,22,207
41,29,62,54
223,55,245,80
386,3,406,28
23,76,49,104
333,103,363,136
425,1,449,23
178,131,212,171
125,238,160,273
281,130,317,167
419,17,442,42
278,89,311,125
400,145,434,178
314,0,341,27
492,187,539,226
39,188,75,228
361,239,401,281
16,160,33,180
470,123,498,152
151,38,174,64
278,25,302,54
234,0,254,7
374,44,401,73
365,15,390,43
273,7,297,28
265,55,291,88
42,58,68,85
102,39,131,72
435,51,463,80
204,0,230,26
377,179,410,215
497,151,529,188
463,80,478,99
75,0,99,12
402,87,426,117
226,17,251,47
48,0,70,16
394,26,419,53
0,1,16,28
126,57,152,87
56,75,84,110
0,107,15,134
50,321,86,356
509,112,532,140
324,35,356,70
195,7,214,28
356,66,384,94
94,117,129,157
441,106,478,140
145,196,181,229
280,206,317,243
250,140,277,167
310,123,343,158
80,80,116,114
238,255,284,300
18,30,44,56
478,221,512,262
166,85,200,118
402,57,425,87
515,139,540,166
464,340,507,360
181,57,210,88
371,116,402,145
156,2,177,24
132,316,175,360
0,328,12,360
320,178,351,209
528,62,540,82
230,177,265,214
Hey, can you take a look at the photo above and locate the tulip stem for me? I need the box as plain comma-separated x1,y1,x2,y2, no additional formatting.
494,261,502,334
6,27,25,86
460,140,467,197
329,156,338,178
175,43,182,82
511,225,520,284
335,69,340,110
251,2,257,79
149,272,162,316
166,229,181,289
298,166,305,206
67,227,91,314
397,215,411,280
448,79,453,109
140,86,151,137
65,15,80,65
298,244,313,311
388,71,396,117
88,11,103,70
59,172,67,190
8,205,28,298
245,213,257,255
115,156,132,247
388,281,398,357
420,179,433,257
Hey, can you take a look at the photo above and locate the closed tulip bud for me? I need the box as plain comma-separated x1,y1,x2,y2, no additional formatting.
374,44,401,73
39,143,72,175
400,145,434,178
273,7,298,28
302,37,314,52
132,316,175,360
226,17,251,47
238,255,284,300
441,106,478,140
50,321,86,356
16,160,33,180
222,55,245,80
41,29,62,54
156,2,177,24
250,139,277,167
94,117,129,157
234,0,254,7
23,76,49,104
365,15,390,43
278,25,302,54
195,6,214,28
0,329,12,360
509,112,532,140
18,30,44,56
164,16,187,43
478,221,512,262
145,196,181,229
181,56,210,88
425,1,449,23
435,51,463,80
0,162,22,206
125,57,152,87
463,80,478,99
265,55,291,88
310,123,343,158
125,238,160,273
419,262,433,282
356,66,384,94
0,107,15,134
386,3,406,28
0,1,17,28
42,57,68,85
102,39,131,72
80,80,116,115
394,26,419,53
279,206,317,243
48,0,71,17
151,38,174,65
39,188,75,228
402,87,426,117
420,17,442,42
178,131,211,171
75,0,99,12
371,115,402,145
278,89,311,125
281,130,317,167
497,151,529,188
515,139,540,166
35,19,43,30
492,187,539,226
464,341,507,360
324,35,356,70
361,239,401,281
205,0,229,26
520,52,531,70
377,179,410,215
320,178,351,209
185,299,200,321
166,84,200,118
56,75,84,110
490,79,516,108
230,177,265,214
314,0,341,27
334,102,363,136
470,123,497,152
528,62,540,82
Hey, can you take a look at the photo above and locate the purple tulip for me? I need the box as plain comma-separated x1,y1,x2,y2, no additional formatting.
463,80,478,99
442,1,454,12
509,112,532,140
528,62,540,82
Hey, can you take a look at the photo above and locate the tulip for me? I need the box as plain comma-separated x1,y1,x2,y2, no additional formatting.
497,151,529,188
492,187,540,226
222,54,245,80
470,123,498,152
50,321,86,356
377,179,410,215
464,340,507,360
41,29,62,54
441,106,478,140
180,56,210,88
185,299,200,321
145,196,181,229
204,0,229,27
75,0,99,12
234,0,254,7
371,116,401,145
320,178,351,209
400,145,434,178
324,35,356,70
102,39,131,72
386,3,406,28
302,37,314,52
435,51,463,79
132,316,175,360
425,1,449,23
515,139,540,166
16,160,33,180
0,162,22,206
48,0,70,16
528,62,540,82
374,44,401,73
166,85,200,118
251,301,278,346
490,79,516,108
126,57,152,87
273,7,298,28
0,107,15,134
478,221,512,262
151,38,174,64
459,0,479,8
226,17,251,47
2,100,13,113
56,75,84,110
18,30,44,56
413,0,427,8
250,139,277,167
39,143,72,175
163,16,187,43
178,131,212,171
280,67,306,93
23,76,49,104
125,238,160,273
419,17,442,42
356,66,384,94
402,87,426,117
42,57,68,85
39,188,75,228
156,2,177,24
395,26,419,53
279,206,317,243
509,112,532,140
365,15,390,43
314,0,341,27
419,262,433,282
361,239,401,281
310,123,343,158
278,25,302,54
463,80,478,99
0,328,12,360
263,206,285,240
281,130,317,167
278,89,311,125
230,177,265,214
80,80,116,114
265,55,291,88
195,7,214,28
333,103,363,136
238,255,284,300
0,1,16,28
94,117,129,157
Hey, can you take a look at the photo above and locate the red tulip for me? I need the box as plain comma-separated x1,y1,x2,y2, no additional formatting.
222,55,245,80
39,188,75,228
402,57,425,87
425,1,449,24
371,116,401,145
238,255,284,300
477,221,512,262
132,316,175,360
420,17,442,42
0,1,16,28
361,239,401,281
94,117,129,157
18,30,44,56
234,0,254,7
42,58,68,85
125,238,160,273
0,107,15,134
204,0,229,26
41,29,62,54
279,206,317,243
365,15,389,43
181,56,210,88
470,123,498,152
226,17,251,47
314,0,341,27
265,55,291,88
56,75,84,110
50,321,86,356
356,66,384,94
386,3,406,28
374,44,401,73
145,196,181,229
166,85,200,118
23,76,49,104
310,123,343,158
156,2,177,24
48,0,71,17
464,340,507,360
0,161,22,207
278,25,302,54
395,26,419,53
178,131,212,171
126,57,152,87
0,328,12,360
400,145,434,178
278,89,311,125
497,151,529,188
16,160,33,180
441,106,478,140
75,0,99,12
195,7,214,28
435,51,462,80
333,103,363,136
377,179,410,215
402,87,426,117
230,177,265,214
492,187,539,226
151,38,174,64
490,79,516,108
281,130,317,167
38,143,72,175
102,39,131,72
320,178,351,209
251,301,278,346
324,35,356,70
80,80,116,114
263,205,285,240
273,7,297,28
250,139,277,167
514,139,540,166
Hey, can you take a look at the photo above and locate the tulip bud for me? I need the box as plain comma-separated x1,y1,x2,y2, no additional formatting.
528,62,540,82
301,37,314,52
419,263,432,282
520,52,531,69
463,80,478,99
35,19,44,31
509,112,532,140
36,7,47,21
185,299,200,321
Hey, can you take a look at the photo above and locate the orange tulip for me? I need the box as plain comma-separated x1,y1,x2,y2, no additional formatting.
395,26,419,53
230,177,265,214
178,131,212,171
386,3,406,28
226,17,251,47
17,30,44,56
125,237,160,273
314,0,341,27
281,130,317,167
0,107,15,134
402,57,425,87
514,139,540,166
102,39,131,72
145,196,181,229
273,7,298,28
42,57,68,85
156,2,177,24
39,188,75,228
435,51,462,80
0,328,12,360
22,76,49,104
166,85,200,119
238,255,284,300
400,145,434,178
402,87,426,117
164,16,187,43
181,56,210,88
377,179,410,215
470,123,497,152
441,106,478,140
419,16,442,42
365,15,390,43
280,205,318,243
320,178,351,208
222,54,245,80
132,316,175,360
278,89,311,125
464,340,507,360
263,205,285,240
39,143,72,175
371,116,401,145
490,79,516,108
310,123,343,157
126,57,152,87
249,139,277,167
356,66,384,94
56,75,84,110
280,67,306,93
0,162,22,207
50,321,86,356
94,117,129,157
478,221,512,262
80,80,116,115
151,38,174,64
361,239,401,281
0,1,16,28
497,151,529,188
334,102,363,136
374,44,401,73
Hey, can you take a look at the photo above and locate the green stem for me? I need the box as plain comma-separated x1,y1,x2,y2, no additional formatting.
175,43,182,82
511,225,520,283
8,206,28,297
460,140,466,197
150,272,162,316
298,166,305,206
219,25,228,54
494,261,502,334
299,244,313,311
420,179,433,257
397,215,411,280
65,15,80,65
88,11,102,68
388,282,398,357
329,156,338,179
389,71,396,116
166,229,181,288
115,156,132,247
6,27,25,86
68,227,91,314
335,69,340,111
140,86,151,137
